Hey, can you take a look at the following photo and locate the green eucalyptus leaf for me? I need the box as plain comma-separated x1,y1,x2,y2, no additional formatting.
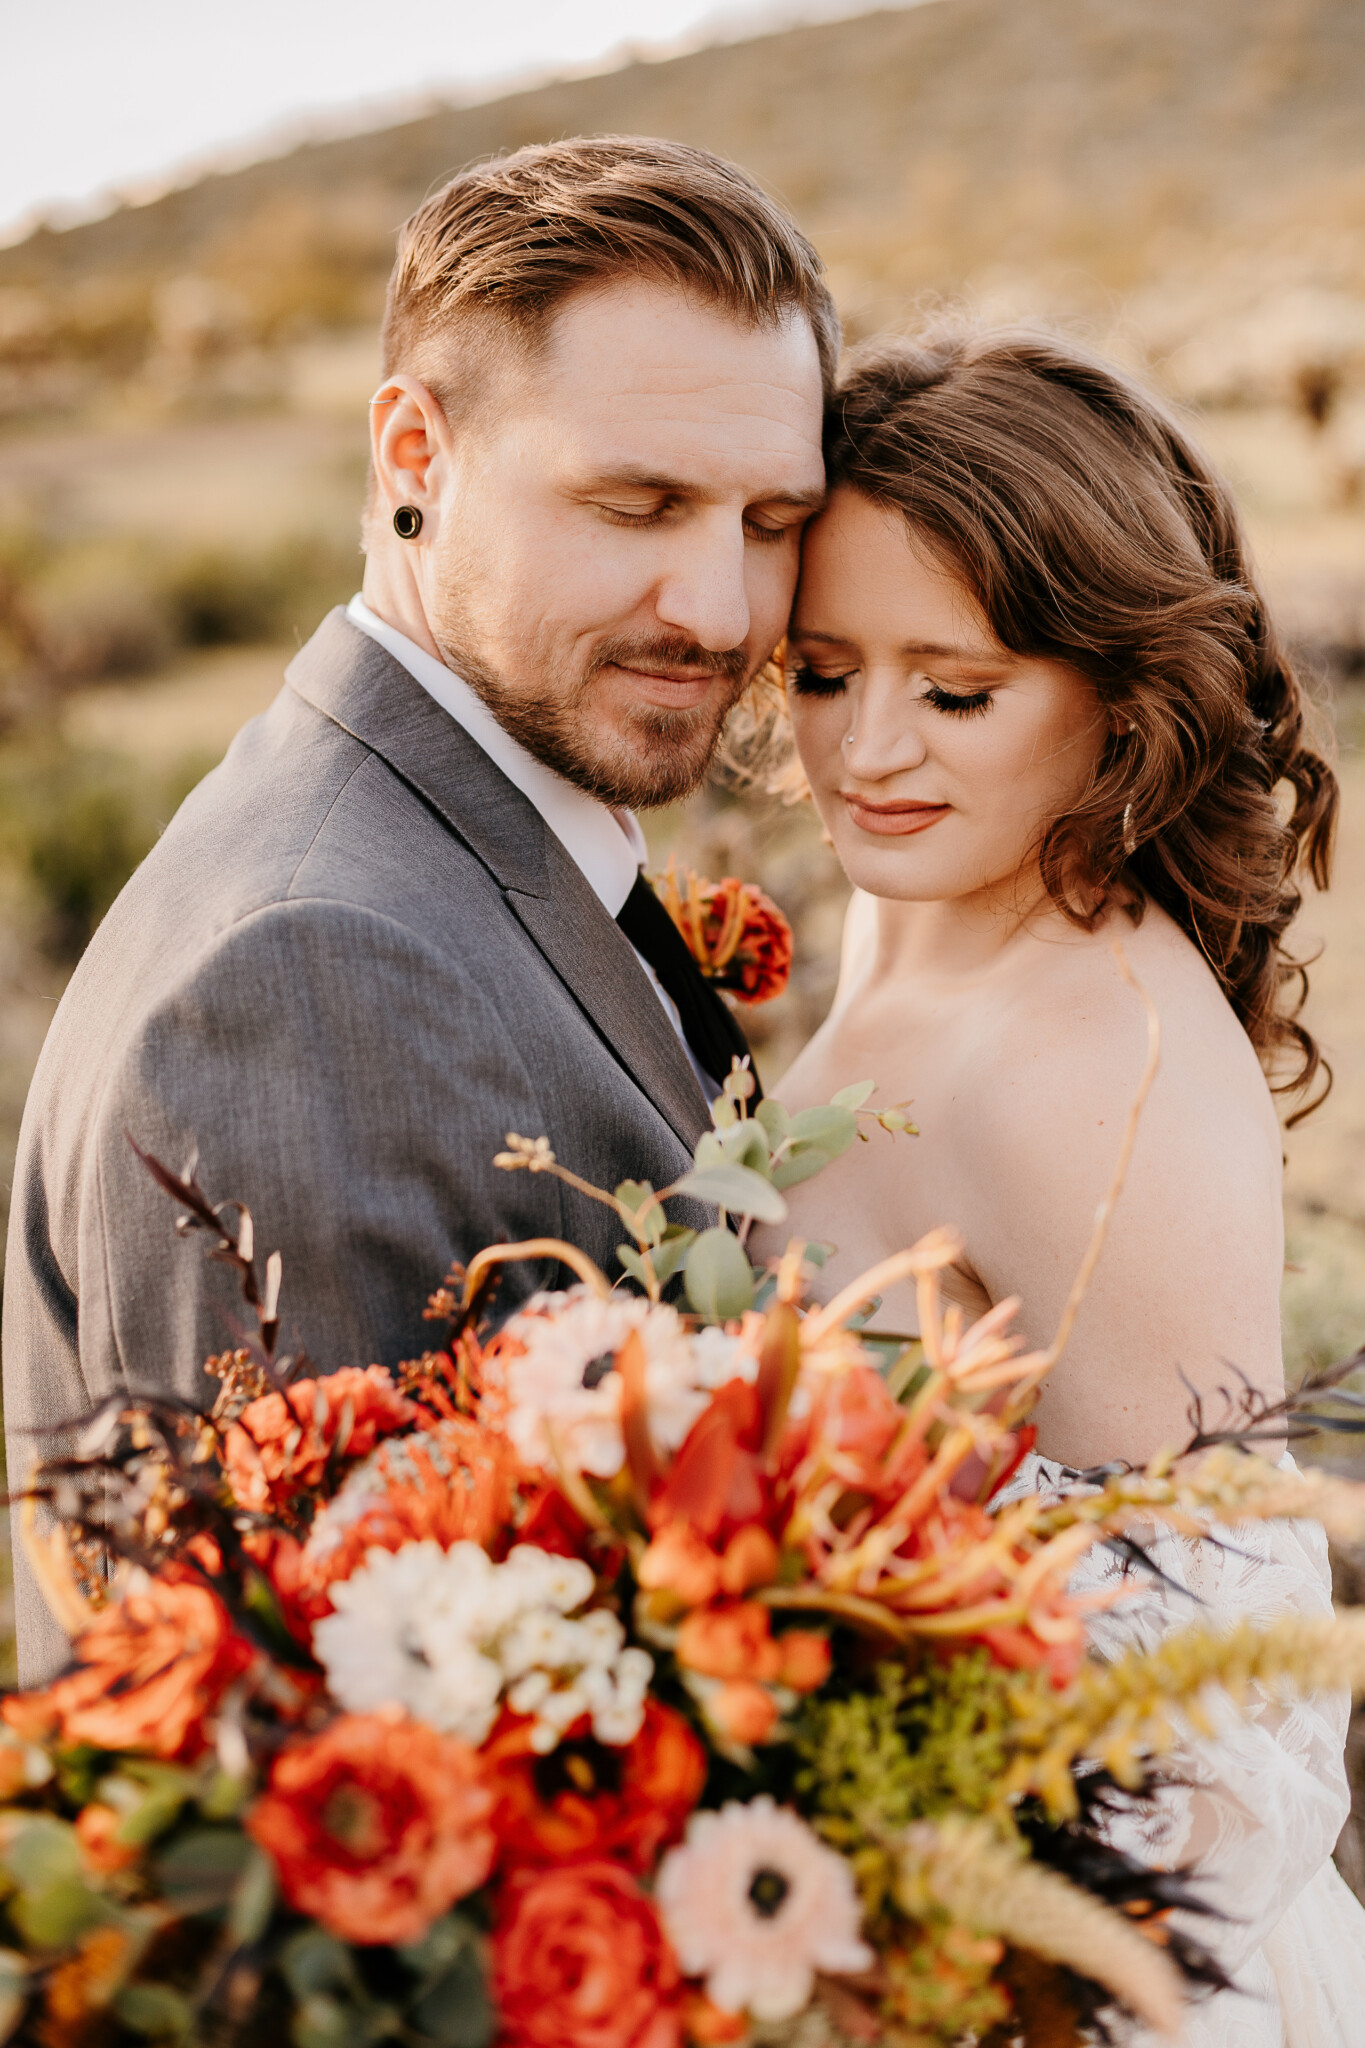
0,1948,26,2048
672,1163,787,1224
153,1826,253,1914
10,1876,103,1950
692,1130,726,1169
398,1912,477,1984
292,1992,368,2048
1,1815,81,1893
280,1928,359,2002
408,1942,493,2048
613,1181,663,1246
755,1098,790,1146
830,1080,876,1112
648,1230,696,1289
788,1104,858,1155
615,1244,651,1290
710,1094,738,1130
114,1983,194,2041
769,1146,833,1191
684,1229,756,1322
108,1763,195,1848
716,1120,770,1172
227,1844,276,1948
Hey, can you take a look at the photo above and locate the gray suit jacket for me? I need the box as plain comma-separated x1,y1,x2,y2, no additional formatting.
3,609,711,1680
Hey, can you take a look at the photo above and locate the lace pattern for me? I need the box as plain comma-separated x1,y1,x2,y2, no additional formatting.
994,1453,1365,2046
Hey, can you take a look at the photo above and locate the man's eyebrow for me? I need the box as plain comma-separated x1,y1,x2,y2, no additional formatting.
576,465,826,510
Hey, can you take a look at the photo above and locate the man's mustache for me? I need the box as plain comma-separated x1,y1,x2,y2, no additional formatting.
586,633,749,688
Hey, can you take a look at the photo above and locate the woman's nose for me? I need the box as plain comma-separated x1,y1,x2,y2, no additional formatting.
841,680,929,782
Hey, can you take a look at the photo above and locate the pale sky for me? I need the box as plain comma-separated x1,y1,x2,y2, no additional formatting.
0,0,895,244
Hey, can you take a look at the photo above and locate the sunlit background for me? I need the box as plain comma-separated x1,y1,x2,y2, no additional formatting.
1,0,1364,1873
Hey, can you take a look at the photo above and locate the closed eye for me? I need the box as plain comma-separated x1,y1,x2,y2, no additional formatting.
788,659,855,698
922,682,993,718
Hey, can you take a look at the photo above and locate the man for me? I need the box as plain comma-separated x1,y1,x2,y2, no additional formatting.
3,137,835,1678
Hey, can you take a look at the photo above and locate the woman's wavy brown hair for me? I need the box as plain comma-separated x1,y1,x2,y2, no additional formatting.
818,327,1338,1118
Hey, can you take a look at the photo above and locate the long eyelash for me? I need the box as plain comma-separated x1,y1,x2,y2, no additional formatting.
923,682,992,718
743,520,788,546
788,661,853,698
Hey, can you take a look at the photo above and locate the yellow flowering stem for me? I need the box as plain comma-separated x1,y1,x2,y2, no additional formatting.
895,1817,1186,2039
758,1585,909,1640
802,1229,964,1347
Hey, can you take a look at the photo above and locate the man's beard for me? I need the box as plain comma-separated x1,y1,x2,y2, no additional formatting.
431,625,751,810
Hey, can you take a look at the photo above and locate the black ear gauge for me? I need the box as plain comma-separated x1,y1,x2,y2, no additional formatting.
392,505,424,540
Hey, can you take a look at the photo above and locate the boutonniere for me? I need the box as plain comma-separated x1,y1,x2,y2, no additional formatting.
649,858,793,1003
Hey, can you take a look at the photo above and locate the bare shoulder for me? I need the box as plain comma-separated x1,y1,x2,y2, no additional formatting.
952,904,1285,1463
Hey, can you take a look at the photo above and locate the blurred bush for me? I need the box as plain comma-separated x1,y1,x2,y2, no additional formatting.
0,530,357,708
0,743,215,962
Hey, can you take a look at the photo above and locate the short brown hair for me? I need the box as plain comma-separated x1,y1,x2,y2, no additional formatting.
823,328,1338,1115
381,135,840,406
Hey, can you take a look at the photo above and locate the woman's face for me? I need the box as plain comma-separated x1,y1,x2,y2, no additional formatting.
788,488,1109,907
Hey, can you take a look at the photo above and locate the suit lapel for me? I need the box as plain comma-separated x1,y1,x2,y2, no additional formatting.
285,610,710,1153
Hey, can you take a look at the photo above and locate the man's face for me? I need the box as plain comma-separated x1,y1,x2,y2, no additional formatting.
411,282,826,807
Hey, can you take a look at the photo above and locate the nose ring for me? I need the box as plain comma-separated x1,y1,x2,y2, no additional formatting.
841,730,853,749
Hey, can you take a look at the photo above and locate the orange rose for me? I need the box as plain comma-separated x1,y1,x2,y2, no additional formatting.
676,1601,782,1684
717,1525,779,1597
493,1860,683,2048
224,1366,419,1515
16,1575,253,1760
248,1711,493,1946
486,1699,705,1873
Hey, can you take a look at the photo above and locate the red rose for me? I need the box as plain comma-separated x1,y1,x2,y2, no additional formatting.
13,1575,254,1761
493,1860,683,2048
248,1711,493,1945
224,1366,419,1515
486,1699,705,1873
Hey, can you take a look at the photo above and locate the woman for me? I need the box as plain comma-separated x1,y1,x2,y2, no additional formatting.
768,330,1364,2044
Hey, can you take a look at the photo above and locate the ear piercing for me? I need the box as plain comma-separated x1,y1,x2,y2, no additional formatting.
393,505,423,540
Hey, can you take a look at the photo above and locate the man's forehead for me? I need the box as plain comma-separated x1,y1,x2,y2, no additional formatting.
541,280,824,424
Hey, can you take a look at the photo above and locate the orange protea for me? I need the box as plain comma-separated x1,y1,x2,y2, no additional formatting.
247,1711,493,1946
13,1573,254,1760
223,1365,420,1516
651,863,792,1004
485,1698,706,1873
298,1416,518,1596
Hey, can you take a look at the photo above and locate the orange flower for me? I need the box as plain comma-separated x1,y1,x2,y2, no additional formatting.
638,1524,722,1609
652,866,793,1005
707,1680,779,1746
493,1859,683,2048
775,1630,831,1693
76,1803,140,1874
248,1711,493,1946
223,1366,419,1515
682,1992,749,2044
16,1575,253,1761
299,1417,517,1596
677,1602,783,1684
485,1699,705,1873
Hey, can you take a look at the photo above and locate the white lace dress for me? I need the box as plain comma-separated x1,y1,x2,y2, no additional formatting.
997,1454,1365,2046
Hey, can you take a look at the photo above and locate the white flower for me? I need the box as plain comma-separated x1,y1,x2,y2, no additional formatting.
312,1540,652,1753
491,1287,757,1478
656,1797,872,2022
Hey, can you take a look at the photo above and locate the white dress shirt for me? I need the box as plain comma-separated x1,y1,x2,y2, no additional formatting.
345,595,712,1095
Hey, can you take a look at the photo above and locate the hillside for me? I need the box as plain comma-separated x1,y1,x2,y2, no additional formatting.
1,0,1363,395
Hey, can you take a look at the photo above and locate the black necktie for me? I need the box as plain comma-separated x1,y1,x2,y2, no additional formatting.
617,874,760,1101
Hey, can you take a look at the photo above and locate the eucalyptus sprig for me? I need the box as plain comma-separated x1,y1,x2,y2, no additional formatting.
494,1058,913,1323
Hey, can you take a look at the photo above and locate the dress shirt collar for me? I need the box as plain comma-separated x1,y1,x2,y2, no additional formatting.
345,594,646,916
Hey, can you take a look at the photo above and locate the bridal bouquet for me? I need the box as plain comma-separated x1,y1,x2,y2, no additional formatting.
6,1054,1365,2048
